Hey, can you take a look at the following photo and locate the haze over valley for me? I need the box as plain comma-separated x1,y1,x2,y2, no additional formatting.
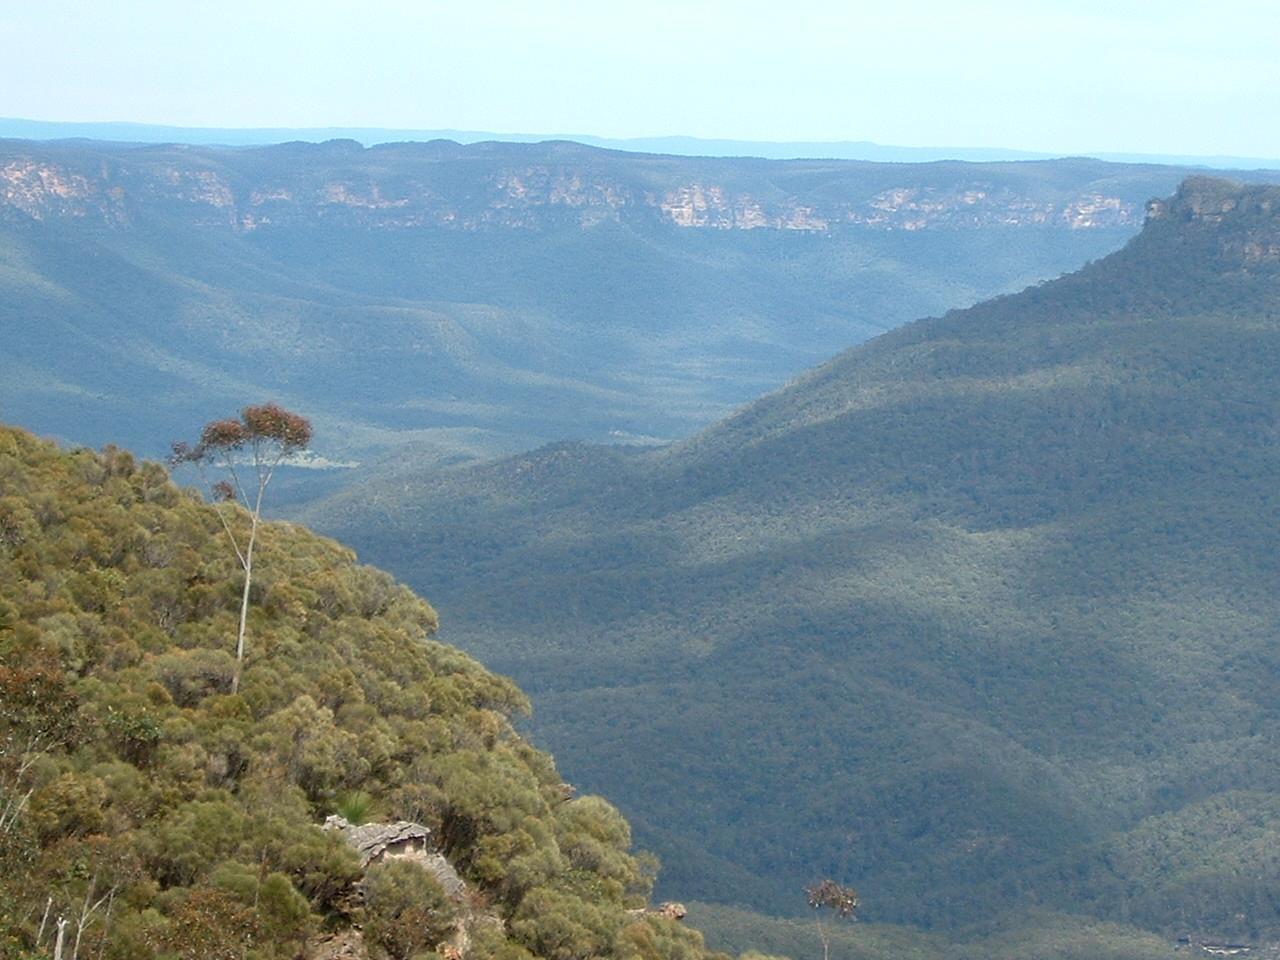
7,137,1267,466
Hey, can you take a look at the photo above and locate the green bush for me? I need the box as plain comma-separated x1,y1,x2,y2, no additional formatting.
363,860,459,959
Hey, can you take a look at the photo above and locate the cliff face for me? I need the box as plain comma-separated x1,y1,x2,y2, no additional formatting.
0,138,1166,234
1146,177,1280,263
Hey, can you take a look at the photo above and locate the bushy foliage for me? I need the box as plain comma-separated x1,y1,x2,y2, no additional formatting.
363,860,458,959
0,427,727,960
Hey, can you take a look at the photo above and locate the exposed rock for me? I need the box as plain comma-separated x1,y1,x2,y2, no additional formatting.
324,815,434,868
324,815,468,900
1153,176,1280,225
417,852,467,899
657,184,829,231
627,901,688,921
318,817,477,956
1147,179,1280,263
0,140,1153,234
655,901,688,921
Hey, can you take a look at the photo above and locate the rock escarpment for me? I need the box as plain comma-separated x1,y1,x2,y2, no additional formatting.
0,138,1172,234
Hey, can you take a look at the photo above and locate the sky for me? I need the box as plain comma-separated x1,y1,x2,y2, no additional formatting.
4,0,1280,158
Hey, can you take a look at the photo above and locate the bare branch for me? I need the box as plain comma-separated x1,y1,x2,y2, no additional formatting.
217,451,254,514
71,874,115,960
0,785,34,833
209,501,247,569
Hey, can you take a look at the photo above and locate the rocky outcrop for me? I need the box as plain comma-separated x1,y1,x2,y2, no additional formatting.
324,815,436,869
0,159,128,223
1146,178,1280,263
1147,177,1280,223
627,901,688,921
323,816,469,899
322,816,477,956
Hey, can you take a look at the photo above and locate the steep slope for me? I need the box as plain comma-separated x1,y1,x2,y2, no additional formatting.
0,425,729,960
1,137,1259,462
301,178,1280,946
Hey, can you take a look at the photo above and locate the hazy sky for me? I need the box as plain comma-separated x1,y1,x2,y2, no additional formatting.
5,0,1279,157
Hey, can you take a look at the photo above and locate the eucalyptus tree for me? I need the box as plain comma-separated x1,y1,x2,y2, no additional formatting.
805,879,859,960
172,404,312,692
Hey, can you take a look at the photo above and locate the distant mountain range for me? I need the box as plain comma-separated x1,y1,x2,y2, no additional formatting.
297,177,1280,951
5,117,1280,169
4,135,1275,466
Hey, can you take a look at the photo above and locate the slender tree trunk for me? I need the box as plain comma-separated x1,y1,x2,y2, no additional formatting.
53,918,67,960
231,516,256,694
94,892,115,960
231,476,266,695
72,884,88,960
37,896,52,945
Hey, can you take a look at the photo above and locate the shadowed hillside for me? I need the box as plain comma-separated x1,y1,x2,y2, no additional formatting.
299,178,1280,948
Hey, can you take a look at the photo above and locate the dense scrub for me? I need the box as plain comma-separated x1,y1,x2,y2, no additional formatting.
0,425,722,960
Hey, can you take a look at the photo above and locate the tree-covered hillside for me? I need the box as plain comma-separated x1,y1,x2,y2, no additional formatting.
298,178,1280,949
2,137,1262,463
0,424,728,960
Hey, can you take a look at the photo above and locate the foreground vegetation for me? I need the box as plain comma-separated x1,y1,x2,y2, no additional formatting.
0,425,726,960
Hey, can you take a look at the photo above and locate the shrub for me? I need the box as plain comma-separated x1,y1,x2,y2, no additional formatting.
363,859,459,960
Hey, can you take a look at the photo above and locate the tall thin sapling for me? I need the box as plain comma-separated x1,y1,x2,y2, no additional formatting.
805,879,859,960
172,404,312,693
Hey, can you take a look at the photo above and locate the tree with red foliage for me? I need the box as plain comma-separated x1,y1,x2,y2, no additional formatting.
172,404,312,693
805,879,859,960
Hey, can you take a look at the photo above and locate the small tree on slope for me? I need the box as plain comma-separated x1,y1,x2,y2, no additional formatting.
805,879,858,960
172,403,312,693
